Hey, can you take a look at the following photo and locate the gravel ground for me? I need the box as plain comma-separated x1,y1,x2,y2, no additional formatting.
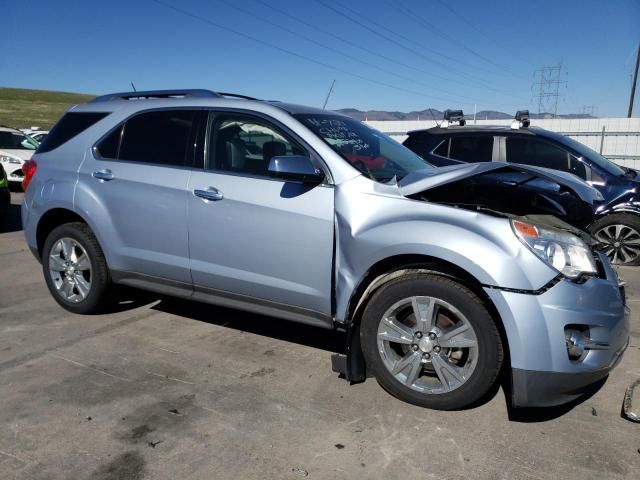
1,192,638,480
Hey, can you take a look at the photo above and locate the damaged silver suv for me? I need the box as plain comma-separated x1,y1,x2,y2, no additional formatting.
22,89,629,410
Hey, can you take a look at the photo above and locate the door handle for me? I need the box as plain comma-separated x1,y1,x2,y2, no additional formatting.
92,169,114,181
194,187,224,201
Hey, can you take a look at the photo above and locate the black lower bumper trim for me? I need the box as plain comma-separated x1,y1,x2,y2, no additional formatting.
511,367,610,408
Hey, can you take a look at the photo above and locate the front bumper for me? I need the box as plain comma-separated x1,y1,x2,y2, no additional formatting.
511,335,628,407
0,161,24,183
485,252,630,407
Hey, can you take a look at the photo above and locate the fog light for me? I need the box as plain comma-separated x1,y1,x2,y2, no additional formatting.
565,329,586,360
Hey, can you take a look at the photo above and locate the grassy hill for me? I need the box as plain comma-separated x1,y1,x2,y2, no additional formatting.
0,87,95,129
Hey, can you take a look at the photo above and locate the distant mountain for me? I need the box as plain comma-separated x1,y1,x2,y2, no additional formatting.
335,108,597,121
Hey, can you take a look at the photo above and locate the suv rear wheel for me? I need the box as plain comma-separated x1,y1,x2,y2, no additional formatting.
42,222,112,314
360,274,503,410
590,213,640,266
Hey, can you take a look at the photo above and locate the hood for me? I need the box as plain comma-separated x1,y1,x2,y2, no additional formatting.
0,149,34,162
398,162,603,204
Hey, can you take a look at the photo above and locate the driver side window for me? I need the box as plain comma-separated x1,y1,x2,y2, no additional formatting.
207,114,306,176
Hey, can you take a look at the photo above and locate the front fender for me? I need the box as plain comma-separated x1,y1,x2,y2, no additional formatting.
333,176,558,323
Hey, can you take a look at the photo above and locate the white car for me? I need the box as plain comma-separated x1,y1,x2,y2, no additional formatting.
29,131,49,143
0,126,38,185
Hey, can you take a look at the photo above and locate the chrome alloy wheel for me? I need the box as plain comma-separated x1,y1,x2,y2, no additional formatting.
376,296,479,394
48,237,92,303
594,224,640,264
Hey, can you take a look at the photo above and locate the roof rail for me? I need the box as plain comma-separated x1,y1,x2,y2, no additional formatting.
218,92,259,101
441,109,466,128
511,110,530,129
89,89,222,103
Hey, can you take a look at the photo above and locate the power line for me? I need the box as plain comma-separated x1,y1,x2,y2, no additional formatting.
388,0,529,81
226,0,529,102
254,0,513,97
314,0,516,93
433,0,535,70
316,0,506,82
217,0,479,101
149,0,471,104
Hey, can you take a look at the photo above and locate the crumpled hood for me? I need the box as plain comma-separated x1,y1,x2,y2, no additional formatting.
0,149,34,162
398,162,603,204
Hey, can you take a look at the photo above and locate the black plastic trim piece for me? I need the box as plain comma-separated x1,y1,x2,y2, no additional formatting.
111,270,333,329
482,275,562,295
511,367,610,407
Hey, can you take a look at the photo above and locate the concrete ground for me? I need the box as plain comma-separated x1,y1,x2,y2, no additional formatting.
0,192,638,480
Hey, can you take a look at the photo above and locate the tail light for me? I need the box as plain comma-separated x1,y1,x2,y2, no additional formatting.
22,159,37,191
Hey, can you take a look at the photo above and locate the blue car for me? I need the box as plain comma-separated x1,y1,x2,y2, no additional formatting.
404,113,640,265
22,91,628,410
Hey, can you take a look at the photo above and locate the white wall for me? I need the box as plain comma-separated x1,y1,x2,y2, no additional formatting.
365,117,640,168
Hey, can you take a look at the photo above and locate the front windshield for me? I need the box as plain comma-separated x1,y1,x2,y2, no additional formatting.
559,134,625,177
0,131,38,150
295,113,433,182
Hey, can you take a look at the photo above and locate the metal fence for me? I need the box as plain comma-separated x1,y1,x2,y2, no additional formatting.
365,117,640,168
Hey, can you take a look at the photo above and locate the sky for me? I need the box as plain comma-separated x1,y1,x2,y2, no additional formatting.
2,0,639,116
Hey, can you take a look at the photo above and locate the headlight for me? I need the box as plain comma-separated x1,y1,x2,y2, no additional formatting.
512,219,597,279
0,154,23,164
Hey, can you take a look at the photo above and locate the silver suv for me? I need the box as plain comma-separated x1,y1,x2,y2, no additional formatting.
22,89,629,410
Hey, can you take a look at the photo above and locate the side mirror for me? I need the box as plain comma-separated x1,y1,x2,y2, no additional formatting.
268,156,324,184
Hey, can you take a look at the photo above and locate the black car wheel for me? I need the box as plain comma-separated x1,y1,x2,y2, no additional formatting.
591,214,640,266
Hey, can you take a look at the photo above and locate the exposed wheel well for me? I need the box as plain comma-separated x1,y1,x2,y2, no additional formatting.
344,254,511,378
36,208,87,258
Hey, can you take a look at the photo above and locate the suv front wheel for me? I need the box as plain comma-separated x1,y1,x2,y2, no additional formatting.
42,222,112,314
361,274,503,410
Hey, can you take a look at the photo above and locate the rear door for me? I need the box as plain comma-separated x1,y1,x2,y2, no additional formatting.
187,111,334,321
505,136,589,180
447,135,495,163
79,109,199,283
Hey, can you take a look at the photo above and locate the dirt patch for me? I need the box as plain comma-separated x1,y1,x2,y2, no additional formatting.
91,451,145,480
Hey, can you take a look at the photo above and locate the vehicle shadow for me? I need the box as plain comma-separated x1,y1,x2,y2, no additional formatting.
111,288,605,420
1,204,22,233
147,294,347,354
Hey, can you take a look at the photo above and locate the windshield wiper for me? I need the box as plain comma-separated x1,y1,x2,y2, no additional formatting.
623,167,637,179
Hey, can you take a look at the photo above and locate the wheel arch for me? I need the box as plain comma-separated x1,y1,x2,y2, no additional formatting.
339,254,511,384
36,208,90,258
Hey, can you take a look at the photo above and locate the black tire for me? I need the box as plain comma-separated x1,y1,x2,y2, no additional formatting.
360,274,503,410
589,213,640,266
42,222,112,314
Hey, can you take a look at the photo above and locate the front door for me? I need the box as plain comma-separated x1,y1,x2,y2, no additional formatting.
187,112,334,320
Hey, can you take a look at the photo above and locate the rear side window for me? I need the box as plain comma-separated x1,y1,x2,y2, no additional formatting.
506,137,568,170
37,112,109,153
115,110,196,166
96,110,197,166
449,136,493,162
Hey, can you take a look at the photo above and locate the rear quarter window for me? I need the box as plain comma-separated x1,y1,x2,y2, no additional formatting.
37,112,110,153
403,133,442,158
